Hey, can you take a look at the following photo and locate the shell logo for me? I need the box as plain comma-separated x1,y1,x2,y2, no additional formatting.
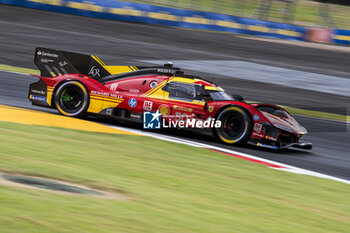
158,104,170,116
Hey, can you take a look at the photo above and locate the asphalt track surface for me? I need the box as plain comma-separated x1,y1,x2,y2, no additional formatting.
0,5,349,180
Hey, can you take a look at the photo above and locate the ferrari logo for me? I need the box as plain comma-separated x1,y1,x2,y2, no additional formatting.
208,106,214,113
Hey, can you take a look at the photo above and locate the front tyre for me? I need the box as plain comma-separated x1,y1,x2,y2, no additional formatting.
213,106,252,145
54,81,89,118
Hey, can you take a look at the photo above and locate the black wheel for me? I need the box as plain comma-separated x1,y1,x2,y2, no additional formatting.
213,106,252,145
54,81,89,118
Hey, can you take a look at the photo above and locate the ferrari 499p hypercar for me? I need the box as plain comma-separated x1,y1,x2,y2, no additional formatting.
28,47,312,150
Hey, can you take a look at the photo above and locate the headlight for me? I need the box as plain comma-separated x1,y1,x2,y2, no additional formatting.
298,127,308,135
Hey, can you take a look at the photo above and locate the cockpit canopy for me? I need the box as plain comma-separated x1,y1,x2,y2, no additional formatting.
162,81,234,102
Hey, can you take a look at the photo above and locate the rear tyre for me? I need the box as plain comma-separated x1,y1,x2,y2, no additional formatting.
54,81,89,118
213,106,252,145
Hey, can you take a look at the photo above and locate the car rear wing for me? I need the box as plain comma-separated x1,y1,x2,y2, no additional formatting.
34,47,186,81
34,47,112,79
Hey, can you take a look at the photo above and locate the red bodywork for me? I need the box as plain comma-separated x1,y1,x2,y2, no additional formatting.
29,72,310,150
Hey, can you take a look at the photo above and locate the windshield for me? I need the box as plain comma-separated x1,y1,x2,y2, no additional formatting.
164,81,235,102
206,90,234,101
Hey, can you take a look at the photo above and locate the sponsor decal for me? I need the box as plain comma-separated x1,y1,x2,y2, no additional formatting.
110,93,123,99
40,58,54,63
254,123,262,133
128,98,137,108
265,135,278,141
157,68,177,74
208,106,214,113
37,51,58,58
143,101,153,111
59,61,68,67
30,95,47,102
252,132,264,138
110,83,118,92
173,105,192,112
158,104,170,116
31,89,46,95
91,90,109,96
257,143,278,149
149,81,158,89
143,111,161,129
174,112,189,122
130,113,141,119
88,66,100,78
90,90,123,99
129,89,140,93
253,114,260,121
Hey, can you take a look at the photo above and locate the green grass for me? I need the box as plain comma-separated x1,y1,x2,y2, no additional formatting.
127,0,350,29
0,64,39,75
1,121,350,232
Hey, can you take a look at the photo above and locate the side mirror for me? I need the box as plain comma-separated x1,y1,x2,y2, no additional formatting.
232,95,244,101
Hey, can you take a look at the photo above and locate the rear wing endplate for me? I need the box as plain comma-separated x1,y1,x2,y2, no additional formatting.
34,47,110,79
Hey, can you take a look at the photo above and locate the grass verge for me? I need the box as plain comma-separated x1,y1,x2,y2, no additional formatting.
0,121,350,232
0,64,39,75
130,0,350,29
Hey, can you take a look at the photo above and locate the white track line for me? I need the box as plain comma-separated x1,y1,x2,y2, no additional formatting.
105,124,350,185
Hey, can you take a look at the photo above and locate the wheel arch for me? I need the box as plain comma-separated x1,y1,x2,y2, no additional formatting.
51,79,88,108
52,79,90,118
213,104,254,145
214,104,254,123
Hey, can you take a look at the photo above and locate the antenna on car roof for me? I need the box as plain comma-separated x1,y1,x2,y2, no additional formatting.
164,62,173,67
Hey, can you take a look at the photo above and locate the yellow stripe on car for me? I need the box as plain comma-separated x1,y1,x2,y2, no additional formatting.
91,55,106,66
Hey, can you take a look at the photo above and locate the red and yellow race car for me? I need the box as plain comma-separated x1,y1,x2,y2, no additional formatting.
28,47,312,150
